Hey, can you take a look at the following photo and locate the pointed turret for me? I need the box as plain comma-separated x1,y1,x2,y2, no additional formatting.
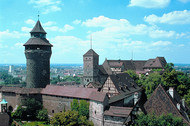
30,20,47,34
24,20,52,47
24,20,52,88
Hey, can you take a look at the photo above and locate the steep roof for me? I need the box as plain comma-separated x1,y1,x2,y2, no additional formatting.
109,86,142,104
143,57,167,69
23,38,52,46
144,84,190,125
109,73,138,93
83,49,99,56
30,20,47,34
104,106,133,117
41,85,107,102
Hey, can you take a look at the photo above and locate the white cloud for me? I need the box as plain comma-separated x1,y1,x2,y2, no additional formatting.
151,41,171,46
45,24,74,32
43,21,56,26
62,24,74,32
128,0,170,8
50,35,89,63
29,0,62,14
144,10,190,24
25,19,35,25
15,42,24,48
21,27,32,32
42,5,61,14
179,0,190,3
73,19,81,25
149,29,176,38
82,16,182,39
0,30,27,39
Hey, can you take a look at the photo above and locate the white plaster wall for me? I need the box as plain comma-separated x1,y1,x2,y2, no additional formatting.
89,100,104,126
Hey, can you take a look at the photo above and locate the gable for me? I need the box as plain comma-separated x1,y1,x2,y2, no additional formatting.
144,85,189,124
102,77,119,96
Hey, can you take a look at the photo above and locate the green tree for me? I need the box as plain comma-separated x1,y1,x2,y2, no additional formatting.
162,69,179,89
12,98,43,121
164,63,174,72
71,99,79,112
125,70,141,85
50,110,93,126
79,100,89,118
36,109,49,121
141,72,162,98
135,113,186,126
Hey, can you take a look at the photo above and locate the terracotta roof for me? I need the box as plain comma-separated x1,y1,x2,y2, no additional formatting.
0,86,42,94
143,57,167,69
108,60,124,67
41,85,107,102
104,106,133,117
144,84,190,125
30,20,46,34
89,91,107,102
23,38,52,46
0,86,20,93
83,49,99,56
16,88,42,94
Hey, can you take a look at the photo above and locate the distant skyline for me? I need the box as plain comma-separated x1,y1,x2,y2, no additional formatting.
0,0,190,64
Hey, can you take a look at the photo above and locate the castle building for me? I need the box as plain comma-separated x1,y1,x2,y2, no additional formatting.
23,20,53,88
82,49,108,86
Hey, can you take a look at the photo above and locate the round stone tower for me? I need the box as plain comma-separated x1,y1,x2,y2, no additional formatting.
23,20,53,88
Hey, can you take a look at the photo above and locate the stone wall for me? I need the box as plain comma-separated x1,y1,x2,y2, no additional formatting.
25,49,51,88
89,100,104,126
2,92,18,111
42,95,74,116
104,116,125,126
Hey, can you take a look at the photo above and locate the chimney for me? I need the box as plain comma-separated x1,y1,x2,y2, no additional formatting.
182,99,185,107
169,87,174,98
134,92,138,105
177,103,180,110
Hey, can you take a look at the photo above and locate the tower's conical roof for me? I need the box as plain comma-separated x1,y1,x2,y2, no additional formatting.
30,20,46,34
83,49,99,56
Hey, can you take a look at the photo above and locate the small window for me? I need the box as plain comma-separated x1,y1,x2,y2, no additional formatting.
52,110,54,113
108,87,110,90
95,110,96,114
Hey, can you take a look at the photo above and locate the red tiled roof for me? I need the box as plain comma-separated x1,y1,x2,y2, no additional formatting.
41,85,107,102
0,86,42,94
144,84,190,125
104,106,133,117
143,57,167,69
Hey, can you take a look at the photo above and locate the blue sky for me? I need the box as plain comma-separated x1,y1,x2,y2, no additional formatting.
0,0,190,64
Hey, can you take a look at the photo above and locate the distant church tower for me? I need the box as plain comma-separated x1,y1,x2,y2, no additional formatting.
23,20,53,88
82,49,99,85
